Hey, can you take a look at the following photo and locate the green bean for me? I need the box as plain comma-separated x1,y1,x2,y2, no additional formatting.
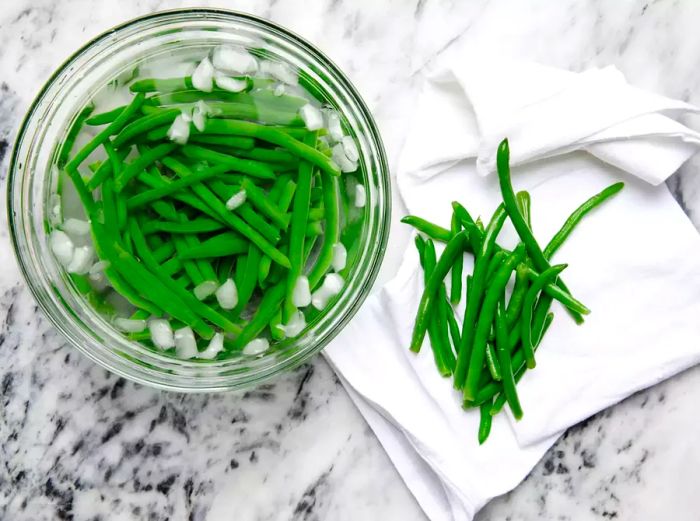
485,249,507,284
162,256,183,277
421,239,455,376
307,170,340,289
173,235,204,286
142,218,225,235
206,101,302,126
130,77,194,92
85,105,126,126
506,263,530,327
152,242,176,263
478,401,493,444
401,215,452,243
495,298,522,419
283,131,316,321
453,205,507,389
200,119,340,177
259,179,297,285
162,157,290,268
57,103,94,168
129,219,242,336
306,221,323,237
235,245,262,316
188,134,256,149
217,256,235,284
229,282,286,351
409,230,469,352
449,212,464,304
127,163,233,209
436,265,457,363
180,144,275,180
112,109,180,147
464,243,525,401
178,232,248,259
238,204,281,243
232,147,298,165
485,343,502,381
521,264,566,368
447,306,461,353
241,178,289,229
308,207,325,222
516,191,531,229
145,125,170,142
179,219,218,281
114,143,177,191
544,182,624,259
496,139,583,324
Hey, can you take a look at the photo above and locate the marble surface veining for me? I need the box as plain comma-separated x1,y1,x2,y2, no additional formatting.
2,1,700,520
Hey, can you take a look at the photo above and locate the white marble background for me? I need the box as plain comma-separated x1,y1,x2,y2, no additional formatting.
2,1,700,520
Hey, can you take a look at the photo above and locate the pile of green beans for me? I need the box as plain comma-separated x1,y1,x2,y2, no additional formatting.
404,138,624,443
50,54,365,360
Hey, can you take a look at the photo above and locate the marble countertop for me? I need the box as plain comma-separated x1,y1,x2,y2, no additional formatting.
2,1,700,520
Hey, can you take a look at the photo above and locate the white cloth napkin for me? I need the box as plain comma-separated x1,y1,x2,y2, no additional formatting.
324,57,700,521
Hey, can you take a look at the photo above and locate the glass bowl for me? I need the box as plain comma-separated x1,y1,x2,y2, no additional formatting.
7,9,390,392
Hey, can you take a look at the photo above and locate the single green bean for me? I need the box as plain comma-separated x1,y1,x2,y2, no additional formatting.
495,298,523,419
521,264,567,368
234,245,262,316
506,263,530,327
307,170,340,289
283,131,316,321
178,232,248,259
85,105,126,126
401,215,452,243
449,211,464,304
485,249,507,284
130,77,194,92
162,256,183,278
478,401,493,444
516,191,531,229
485,343,502,381
152,242,176,263
544,182,624,259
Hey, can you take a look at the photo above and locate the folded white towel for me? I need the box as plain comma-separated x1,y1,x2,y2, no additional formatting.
325,55,700,521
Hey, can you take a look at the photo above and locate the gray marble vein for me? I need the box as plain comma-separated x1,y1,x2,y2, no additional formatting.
2,1,700,520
